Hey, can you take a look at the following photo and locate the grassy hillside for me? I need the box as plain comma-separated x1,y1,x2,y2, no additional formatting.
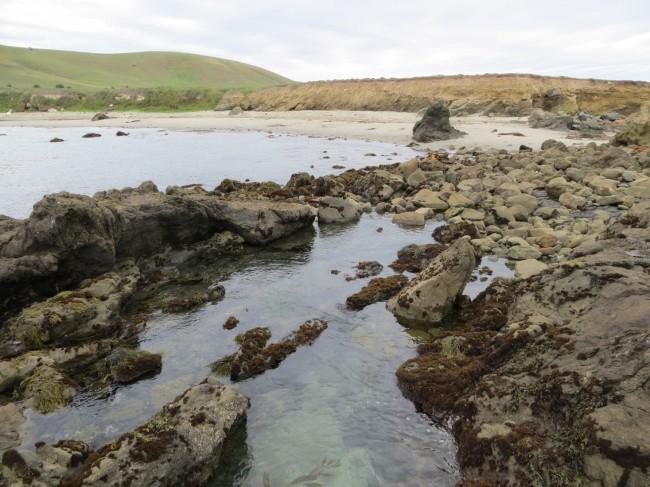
0,44,290,91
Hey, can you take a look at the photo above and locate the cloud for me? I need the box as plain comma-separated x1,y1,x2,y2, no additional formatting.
1,0,649,81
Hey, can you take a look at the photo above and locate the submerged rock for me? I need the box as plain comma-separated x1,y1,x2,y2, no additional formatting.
346,275,409,310
387,238,476,326
215,319,328,381
412,100,466,142
354,261,383,279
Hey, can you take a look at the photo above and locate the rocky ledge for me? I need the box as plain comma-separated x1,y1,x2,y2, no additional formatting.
0,182,315,316
396,228,650,486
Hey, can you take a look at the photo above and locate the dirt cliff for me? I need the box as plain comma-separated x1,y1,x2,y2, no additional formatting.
217,74,650,116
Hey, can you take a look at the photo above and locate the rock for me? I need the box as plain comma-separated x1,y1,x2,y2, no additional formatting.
57,381,249,487
0,264,141,358
392,211,425,226
412,100,466,142
318,196,363,224
507,244,542,260
346,275,409,310
354,261,383,278
559,192,588,210
406,168,427,187
214,320,328,381
387,238,476,326
50,137,64,143
432,221,480,243
206,283,226,302
601,112,623,122
18,364,76,413
528,109,572,130
82,133,101,138
0,403,25,451
514,259,548,279
91,112,108,122
223,316,239,330
389,243,448,273
229,106,244,115
2,440,90,486
460,208,485,221
447,192,474,208
534,88,579,114
162,293,208,313
613,121,650,146
541,139,568,151
94,348,162,384
0,190,314,314
519,144,532,152
396,231,650,485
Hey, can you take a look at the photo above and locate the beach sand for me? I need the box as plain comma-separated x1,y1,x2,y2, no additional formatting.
0,110,606,150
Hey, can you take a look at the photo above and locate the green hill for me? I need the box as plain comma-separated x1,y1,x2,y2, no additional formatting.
0,44,291,91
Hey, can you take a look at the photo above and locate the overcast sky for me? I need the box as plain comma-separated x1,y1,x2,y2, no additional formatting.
2,0,649,82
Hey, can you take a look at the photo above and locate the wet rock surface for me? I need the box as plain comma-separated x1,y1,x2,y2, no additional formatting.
396,230,650,486
346,275,409,310
214,319,328,381
0,380,249,487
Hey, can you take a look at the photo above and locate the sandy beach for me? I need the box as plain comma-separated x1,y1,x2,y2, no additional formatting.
0,110,607,150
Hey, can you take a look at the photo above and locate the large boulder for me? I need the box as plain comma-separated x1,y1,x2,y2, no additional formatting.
613,104,650,146
387,238,476,326
412,100,466,142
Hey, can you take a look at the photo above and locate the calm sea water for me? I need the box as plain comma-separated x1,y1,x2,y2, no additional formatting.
6,129,511,486
0,127,416,218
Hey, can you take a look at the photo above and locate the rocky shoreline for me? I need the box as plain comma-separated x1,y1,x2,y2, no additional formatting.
1,114,649,484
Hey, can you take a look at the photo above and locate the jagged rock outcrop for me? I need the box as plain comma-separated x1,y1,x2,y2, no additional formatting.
412,100,466,142
387,238,476,326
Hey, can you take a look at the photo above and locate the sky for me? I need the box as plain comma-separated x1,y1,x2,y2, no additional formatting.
2,0,650,82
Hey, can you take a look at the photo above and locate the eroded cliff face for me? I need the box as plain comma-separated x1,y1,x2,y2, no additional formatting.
216,74,650,116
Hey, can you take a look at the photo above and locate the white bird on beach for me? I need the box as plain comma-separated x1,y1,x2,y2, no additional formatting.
6,109,12,115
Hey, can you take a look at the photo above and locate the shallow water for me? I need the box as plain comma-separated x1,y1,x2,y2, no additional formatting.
0,127,415,218
6,129,513,486
19,213,512,487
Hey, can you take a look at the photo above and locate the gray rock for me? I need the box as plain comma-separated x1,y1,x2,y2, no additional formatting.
412,100,466,142
317,196,363,223
387,238,476,326
3,380,249,487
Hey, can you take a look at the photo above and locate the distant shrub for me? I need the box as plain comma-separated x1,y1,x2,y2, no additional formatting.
33,84,40,88
55,83,64,89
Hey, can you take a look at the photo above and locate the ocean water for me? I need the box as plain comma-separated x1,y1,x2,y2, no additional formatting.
0,127,416,218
